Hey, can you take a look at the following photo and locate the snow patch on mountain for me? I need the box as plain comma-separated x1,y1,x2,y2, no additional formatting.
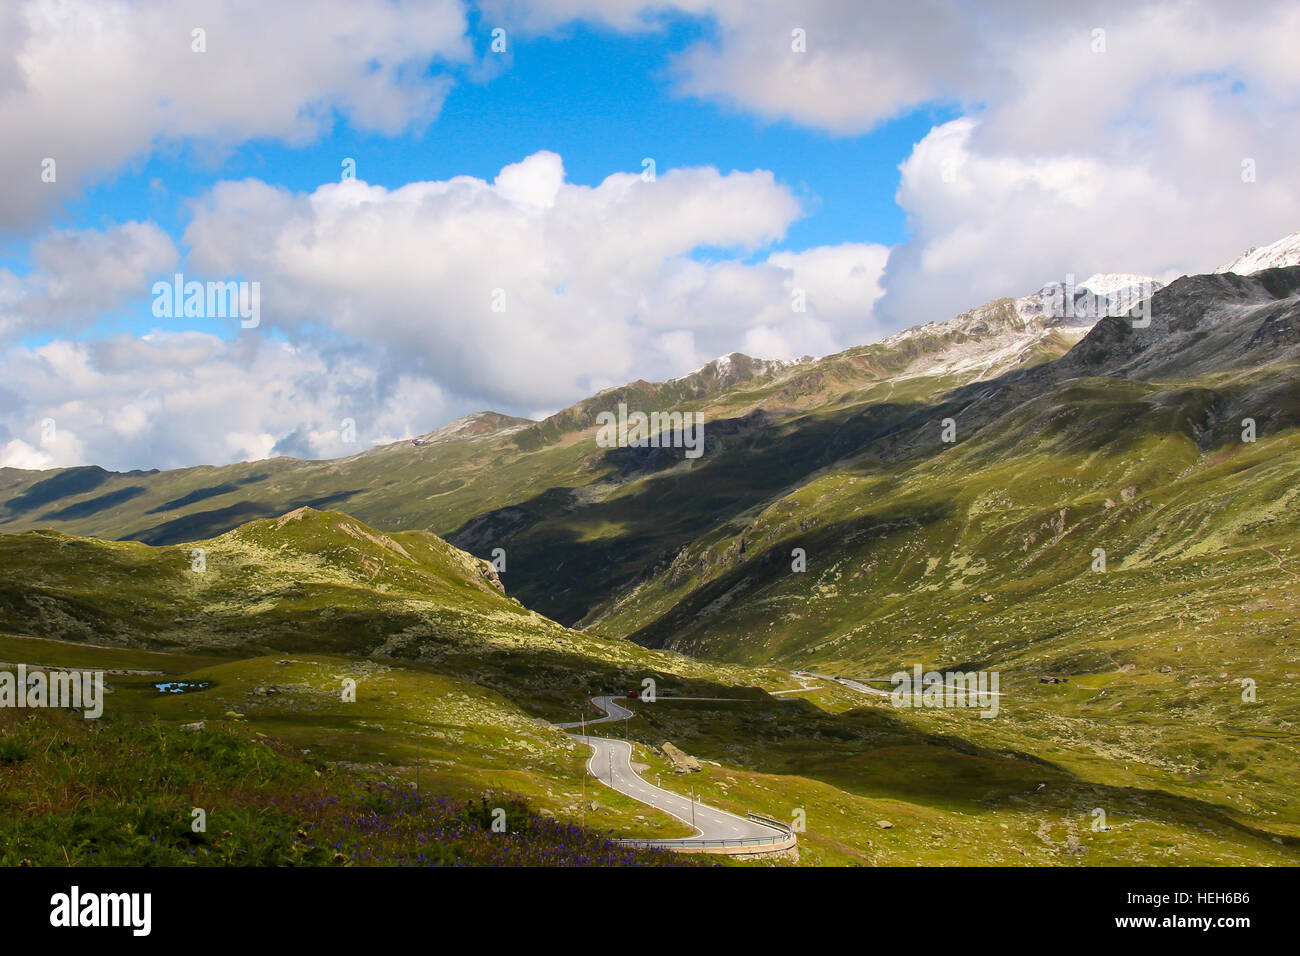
874,271,1163,382
1017,274,1162,327
1077,273,1160,297
675,352,799,387
411,411,533,445
1216,230,1300,275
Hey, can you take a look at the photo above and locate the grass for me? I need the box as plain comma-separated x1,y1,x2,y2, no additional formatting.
1,480,1296,865
0,314,1296,866
0,707,699,867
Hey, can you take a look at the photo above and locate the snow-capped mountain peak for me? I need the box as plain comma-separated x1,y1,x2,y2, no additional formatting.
1076,273,1160,297
1016,273,1162,330
1216,230,1300,275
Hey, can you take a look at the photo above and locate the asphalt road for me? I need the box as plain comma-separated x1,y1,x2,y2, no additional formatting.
798,670,892,698
553,694,632,729
799,670,1006,699
557,696,785,845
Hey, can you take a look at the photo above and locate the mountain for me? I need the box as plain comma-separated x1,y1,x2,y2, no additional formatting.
3,506,1295,866
0,504,780,703
1050,267,1300,380
409,410,534,445
1015,272,1163,329
592,265,1300,639
507,351,800,450
1217,229,1300,275
3,241,1299,866
0,287,1090,624
560,263,1300,850
0,249,1291,633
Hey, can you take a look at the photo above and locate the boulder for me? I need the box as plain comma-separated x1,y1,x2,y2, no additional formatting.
661,741,702,773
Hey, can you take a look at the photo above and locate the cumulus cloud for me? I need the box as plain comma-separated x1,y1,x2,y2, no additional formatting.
0,152,892,470
482,0,1023,131
8,0,1299,473
492,0,1300,325
0,332,456,471
877,117,1192,324
0,0,469,232
181,151,882,409
0,221,177,341
901,1,1298,322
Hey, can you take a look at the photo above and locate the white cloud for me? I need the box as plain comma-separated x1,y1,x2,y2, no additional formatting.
0,221,177,340
0,152,894,470
10,0,1300,474
181,151,884,408
0,332,456,471
877,96,1300,325
768,243,889,333
492,0,1300,326
483,0,1005,132
0,0,469,231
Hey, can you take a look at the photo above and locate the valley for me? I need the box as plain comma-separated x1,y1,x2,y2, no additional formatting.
2,255,1298,866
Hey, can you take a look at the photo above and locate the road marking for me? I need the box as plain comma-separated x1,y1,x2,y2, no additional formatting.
560,696,791,849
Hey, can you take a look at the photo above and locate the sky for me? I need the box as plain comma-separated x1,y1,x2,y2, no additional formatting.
1,0,1298,472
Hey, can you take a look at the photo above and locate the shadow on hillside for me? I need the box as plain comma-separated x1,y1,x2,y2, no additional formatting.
40,485,148,520
448,336,1299,631
625,503,954,650
447,397,961,624
415,642,1300,855
3,466,111,513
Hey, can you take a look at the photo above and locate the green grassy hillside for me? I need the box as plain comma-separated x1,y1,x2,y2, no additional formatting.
0,305,1083,625
1,508,1296,865
0,707,694,867
2,269,1298,866
579,366,1300,845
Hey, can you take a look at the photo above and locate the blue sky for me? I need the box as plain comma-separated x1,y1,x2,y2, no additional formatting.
1,0,1295,471
7,15,959,356
35,18,953,329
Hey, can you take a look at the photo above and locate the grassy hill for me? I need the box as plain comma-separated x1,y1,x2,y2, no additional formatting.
0,707,695,867
0,298,1086,625
0,505,785,706
1,508,1297,865
1,267,1298,866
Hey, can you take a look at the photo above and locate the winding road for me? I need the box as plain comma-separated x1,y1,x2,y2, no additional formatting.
798,670,891,698
555,696,791,850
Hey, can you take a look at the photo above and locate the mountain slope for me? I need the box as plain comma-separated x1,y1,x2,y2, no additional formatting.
3,509,1296,866
566,268,1300,835
586,267,1300,653
0,262,1293,634
4,252,1300,866
0,506,527,654
1217,229,1300,275
0,294,1088,622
